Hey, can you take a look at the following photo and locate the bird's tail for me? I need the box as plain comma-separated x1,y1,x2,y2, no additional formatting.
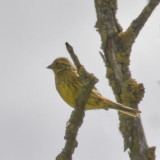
100,97,141,117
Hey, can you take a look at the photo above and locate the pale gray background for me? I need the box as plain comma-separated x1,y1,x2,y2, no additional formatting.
0,0,160,160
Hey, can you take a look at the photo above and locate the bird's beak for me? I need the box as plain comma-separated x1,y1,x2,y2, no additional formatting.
47,64,52,69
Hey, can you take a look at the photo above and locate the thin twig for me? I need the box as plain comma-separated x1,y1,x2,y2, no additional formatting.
65,42,81,70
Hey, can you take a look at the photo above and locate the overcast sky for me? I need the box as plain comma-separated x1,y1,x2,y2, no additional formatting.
0,0,160,160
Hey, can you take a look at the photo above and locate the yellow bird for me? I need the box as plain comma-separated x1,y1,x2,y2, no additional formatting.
47,57,140,117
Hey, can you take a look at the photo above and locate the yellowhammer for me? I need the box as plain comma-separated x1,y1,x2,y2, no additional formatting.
47,57,140,117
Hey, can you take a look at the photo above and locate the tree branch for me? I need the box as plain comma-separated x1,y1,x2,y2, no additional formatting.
94,0,157,160
65,42,81,71
121,0,160,48
56,43,98,160
94,0,122,47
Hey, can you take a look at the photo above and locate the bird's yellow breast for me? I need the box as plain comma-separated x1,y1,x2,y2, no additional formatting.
56,82,77,107
55,70,103,110
55,71,82,108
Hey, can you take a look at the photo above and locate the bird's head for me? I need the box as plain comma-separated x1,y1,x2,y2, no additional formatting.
47,57,76,73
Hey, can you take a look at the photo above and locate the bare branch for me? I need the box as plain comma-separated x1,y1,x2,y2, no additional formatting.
56,43,98,160
65,42,81,71
94,0,157,160
121,0,160,47
94,0,122,47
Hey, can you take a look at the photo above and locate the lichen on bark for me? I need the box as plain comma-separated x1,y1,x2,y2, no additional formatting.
94,0,159,159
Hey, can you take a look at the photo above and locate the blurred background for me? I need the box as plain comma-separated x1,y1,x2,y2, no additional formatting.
0,0,160,159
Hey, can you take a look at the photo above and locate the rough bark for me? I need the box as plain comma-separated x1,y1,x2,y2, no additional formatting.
94,0,159,160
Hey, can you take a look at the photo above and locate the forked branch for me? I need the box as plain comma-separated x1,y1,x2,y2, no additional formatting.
94,0,158,160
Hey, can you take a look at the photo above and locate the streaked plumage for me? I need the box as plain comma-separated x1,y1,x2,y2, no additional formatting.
47,57,141,117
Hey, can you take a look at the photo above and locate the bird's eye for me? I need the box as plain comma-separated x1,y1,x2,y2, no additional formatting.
55,62,59,66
